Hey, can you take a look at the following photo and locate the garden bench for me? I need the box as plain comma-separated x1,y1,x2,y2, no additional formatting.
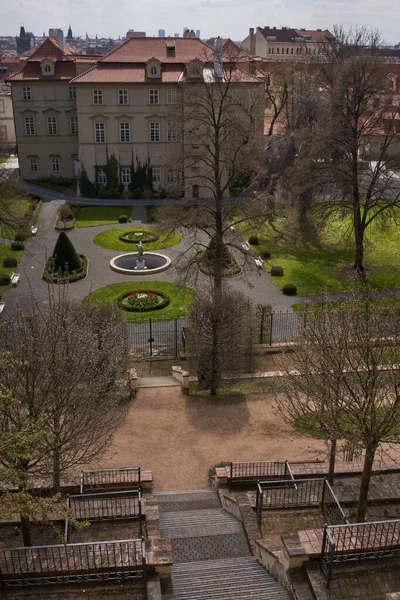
0,302,4,314
242,241,250,251
255,257,263,274
31,225,38,235
10,272,20,286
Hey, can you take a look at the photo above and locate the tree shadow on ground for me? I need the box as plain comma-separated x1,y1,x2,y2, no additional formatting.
184,392,250,435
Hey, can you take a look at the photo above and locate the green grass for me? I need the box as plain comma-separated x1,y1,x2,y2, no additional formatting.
0,156,7,164
26,179,73,193
93,227,181,250
84,281,195,321
235,209,400,296
0,244,24,299
75,206,130,228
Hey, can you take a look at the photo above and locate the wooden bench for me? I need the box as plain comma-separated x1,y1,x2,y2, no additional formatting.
10,272,20,286
0,302,5,315
80,467,153,493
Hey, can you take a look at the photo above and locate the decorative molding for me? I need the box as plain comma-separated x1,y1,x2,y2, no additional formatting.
114,113,135,121
89,113,110,121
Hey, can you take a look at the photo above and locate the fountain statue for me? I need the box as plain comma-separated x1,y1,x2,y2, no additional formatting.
135,241,146,269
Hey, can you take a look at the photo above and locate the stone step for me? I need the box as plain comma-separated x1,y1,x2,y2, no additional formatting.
155,489,221,512
171,533,250,562
173,557,259,571
137,376,180,388
160,509,243,537
155,490,217,501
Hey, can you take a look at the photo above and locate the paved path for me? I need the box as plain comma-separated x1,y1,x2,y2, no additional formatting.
2,196,294,315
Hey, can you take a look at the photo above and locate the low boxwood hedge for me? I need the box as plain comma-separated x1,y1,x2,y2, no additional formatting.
282,283,297,296
117,289,170,312
42,254,88,283
118,230,159,244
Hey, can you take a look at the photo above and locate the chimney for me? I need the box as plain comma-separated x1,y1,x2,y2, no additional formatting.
249,27,256,56
49,28,64,51
214,36,224,82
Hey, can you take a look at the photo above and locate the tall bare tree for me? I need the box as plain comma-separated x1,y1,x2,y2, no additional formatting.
0,286,129,494
300,26,400,271
277,291,400,521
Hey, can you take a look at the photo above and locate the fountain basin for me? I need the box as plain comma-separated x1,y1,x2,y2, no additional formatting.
110,252,171,275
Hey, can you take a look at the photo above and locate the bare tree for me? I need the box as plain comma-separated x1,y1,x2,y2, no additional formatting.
187,285,253,394
0,285,129,494
300,26,400,271
0,168,28,238
277,291,400,521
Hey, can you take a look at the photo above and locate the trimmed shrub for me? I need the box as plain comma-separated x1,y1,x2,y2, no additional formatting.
43,255,87,283
261,250,271,260
0,273,11,286
11,241,24,251
270,265,284,277
15,231,28,242
283,283,297,296
131,188,143,199
249,235,260,245
3,256,17,268
51,231,82,272
118,215,129,223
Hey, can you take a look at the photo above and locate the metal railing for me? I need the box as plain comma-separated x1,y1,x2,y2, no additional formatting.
0,537,146,589
256,478,348,527
230,460,292,486
80,467,141,493
65,490,142,541
321,520,400,588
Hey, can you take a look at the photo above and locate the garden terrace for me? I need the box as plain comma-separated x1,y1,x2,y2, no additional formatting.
227,460,294,488
80,468,141,494
0,538,146,589
65,490,143,541
255,478,348,527
321,520,400,588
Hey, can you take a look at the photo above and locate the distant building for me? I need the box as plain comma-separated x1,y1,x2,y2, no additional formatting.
196,30,201,39
66,25,73,42
126,30,146,39
183,30,196,39
242,26,334,60
16,26,32,55
158,29,166,38
174,34,180,38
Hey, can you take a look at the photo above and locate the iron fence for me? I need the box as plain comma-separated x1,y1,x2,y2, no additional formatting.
321,519,400,588
0,537,146,589
256,478,348,527
0,142,17,157
80,467,141,494
65,490,142,541
127,311,303,359
230,460,292,487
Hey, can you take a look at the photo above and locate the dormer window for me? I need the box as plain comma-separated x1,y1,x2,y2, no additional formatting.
41,59,55,76
188,60,203,79
146,59,161,79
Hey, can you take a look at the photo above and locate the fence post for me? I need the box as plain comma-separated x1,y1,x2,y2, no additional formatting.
269,311,273,346
148,318,154,357
80,471,84,494
142,537,148,600
174,318,178,359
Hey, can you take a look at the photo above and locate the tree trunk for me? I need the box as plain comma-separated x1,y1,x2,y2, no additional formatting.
356,445,377,522
353,215,365,272
328,439,337,486
53,446,61,494
21,516,32,547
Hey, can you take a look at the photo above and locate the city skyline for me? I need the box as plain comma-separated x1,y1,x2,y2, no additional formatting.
1,0,400,45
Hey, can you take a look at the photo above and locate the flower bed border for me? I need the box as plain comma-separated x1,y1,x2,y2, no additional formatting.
117,289,170,313
118,230,159,244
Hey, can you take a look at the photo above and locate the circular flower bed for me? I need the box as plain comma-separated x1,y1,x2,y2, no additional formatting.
118,289,170,312
119,230,159,244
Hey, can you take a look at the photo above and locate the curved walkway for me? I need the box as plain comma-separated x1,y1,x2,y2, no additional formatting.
3,196,295,314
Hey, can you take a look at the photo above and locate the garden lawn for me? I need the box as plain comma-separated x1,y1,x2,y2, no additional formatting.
93,227,181,250
0,244,24,300
75,206,129,227
236,209,400,296
84,281,194,321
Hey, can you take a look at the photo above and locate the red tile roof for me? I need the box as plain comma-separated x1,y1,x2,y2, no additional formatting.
99,36,214,63
8,61,76,81
26,38,72,63
295,29,334,43
72,63,183,83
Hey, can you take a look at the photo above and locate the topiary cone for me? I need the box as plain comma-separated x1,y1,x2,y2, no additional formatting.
52,231,82,272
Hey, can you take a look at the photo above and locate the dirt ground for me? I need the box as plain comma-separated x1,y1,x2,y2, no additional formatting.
100,388,326,491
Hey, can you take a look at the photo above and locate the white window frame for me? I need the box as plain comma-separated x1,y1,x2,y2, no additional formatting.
119,122,131,143
166,88,177,104
22,86,32,100
98,168,107,186
149,89,159,105
167,170,179,184
24,116,35,135
70,115,78,135
167,121,177,142
29,157,38,172
47,116,58,136
94,122,106,143
68,85,76,100
118,89,129,105
121,167,131,184
150,121,160,142
51,157,60,172
152,167,161,182
93,89,103,105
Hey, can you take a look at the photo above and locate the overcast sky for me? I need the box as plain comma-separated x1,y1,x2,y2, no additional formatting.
3,0,400,45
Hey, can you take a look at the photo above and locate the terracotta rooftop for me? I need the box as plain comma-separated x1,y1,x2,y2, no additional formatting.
99,36,214,63
26,38,72,63
8,61,76,81
71,63,184,83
